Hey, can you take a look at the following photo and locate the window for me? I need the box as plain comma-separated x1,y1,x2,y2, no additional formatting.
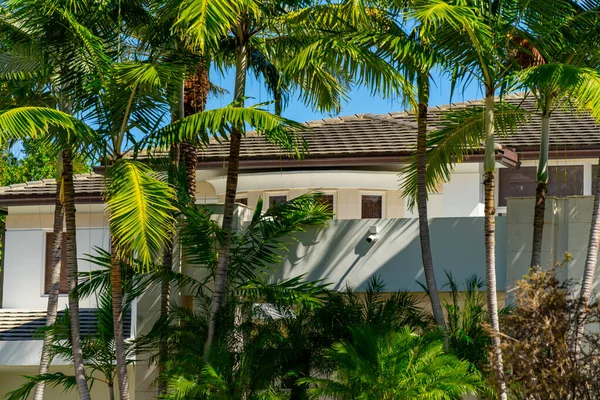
236,197,248,206
269,195,287,208
361,195,383,218
318,194,335,213
44,232,68,294
499,165,583,206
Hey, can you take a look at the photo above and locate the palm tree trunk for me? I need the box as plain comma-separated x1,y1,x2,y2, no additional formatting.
205,35,248,355
531,109,551,268
111,236,130,400
157,79,185,395
483,90,507,400
416,75,445,328
108,382,115,400
179,142,198,202
63,148,91,400
181,63,209,203
33,182,64,400
573,156,600,349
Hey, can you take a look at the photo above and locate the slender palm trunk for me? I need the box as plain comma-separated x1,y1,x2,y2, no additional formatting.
416,76,445,328
63,148,91,400
33,183,64,400
205,36,248,354
157,80,185,396
573,156,600,348
111,237,130,400
483,90,507,400
108,383,115,400
531,108,551,268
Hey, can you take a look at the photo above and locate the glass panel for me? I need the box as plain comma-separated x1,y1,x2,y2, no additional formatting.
269,195,287,208
361,195,382,218
547,166,583,198
499,165,584,206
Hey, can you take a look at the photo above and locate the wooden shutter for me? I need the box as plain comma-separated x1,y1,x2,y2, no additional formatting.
318,194,335,213
44,232,68,294
500,166,584,206
361,195,382,219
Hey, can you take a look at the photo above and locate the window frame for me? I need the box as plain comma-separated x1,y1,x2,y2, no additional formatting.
235,193,249,206
359,191,386,219
266,191,289,209
318,191,337,216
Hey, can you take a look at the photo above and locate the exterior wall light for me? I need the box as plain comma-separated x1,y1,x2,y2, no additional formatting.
366,225,379,244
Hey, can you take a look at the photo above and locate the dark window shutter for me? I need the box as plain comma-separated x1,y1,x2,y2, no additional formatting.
45,232,68,294
499,166,584,206
361,195,382,218
318,194,335,213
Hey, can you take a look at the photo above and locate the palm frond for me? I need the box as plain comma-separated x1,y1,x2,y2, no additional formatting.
0,106,94,148
176,0,258,52
106,159,176,268
401,102,530,209
144,103,307,155
5,373,79,400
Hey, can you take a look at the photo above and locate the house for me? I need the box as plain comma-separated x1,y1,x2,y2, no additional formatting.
0,94,599,398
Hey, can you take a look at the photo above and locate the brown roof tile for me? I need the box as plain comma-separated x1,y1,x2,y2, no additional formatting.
136,93,600,163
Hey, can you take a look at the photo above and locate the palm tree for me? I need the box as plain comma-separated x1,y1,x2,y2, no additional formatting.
408,2,537,396
374,0,450,329
508,2,600,268
176,0,415,355
6,259,138,400
301,326,483,400
0,2,112,397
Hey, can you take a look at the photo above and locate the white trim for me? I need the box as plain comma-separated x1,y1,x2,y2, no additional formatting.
358,190,386,219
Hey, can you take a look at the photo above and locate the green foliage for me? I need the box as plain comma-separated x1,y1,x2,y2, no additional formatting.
301,325,484,400
442,272,507,373
106,159,177,267
501,265,600,399
400,101,530,209
0,138,90,186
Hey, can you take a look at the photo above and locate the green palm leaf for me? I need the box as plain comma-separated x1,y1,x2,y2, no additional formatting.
145,103,307,155
0,106,94,147
301,326,483,399
176,0,258,52
106,159,177,268
400,102,530,209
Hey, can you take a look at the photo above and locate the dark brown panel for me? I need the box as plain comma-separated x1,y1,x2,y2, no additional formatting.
361,195,382,219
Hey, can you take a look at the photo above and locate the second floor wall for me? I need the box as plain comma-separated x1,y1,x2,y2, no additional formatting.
196,157,600,220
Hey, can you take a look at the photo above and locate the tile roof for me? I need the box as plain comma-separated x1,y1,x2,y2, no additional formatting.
1,94,600,203
179,94,600,162
0,173,104,205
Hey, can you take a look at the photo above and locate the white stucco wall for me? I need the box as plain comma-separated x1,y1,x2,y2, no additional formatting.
271,217,507,292
3,227,110,309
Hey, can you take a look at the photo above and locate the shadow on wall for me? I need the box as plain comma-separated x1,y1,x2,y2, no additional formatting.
270,217,507,292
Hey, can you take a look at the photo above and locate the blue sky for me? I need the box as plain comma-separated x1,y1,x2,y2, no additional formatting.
206,69,484,122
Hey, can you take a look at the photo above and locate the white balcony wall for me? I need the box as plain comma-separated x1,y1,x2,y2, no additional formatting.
3,227,110,309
